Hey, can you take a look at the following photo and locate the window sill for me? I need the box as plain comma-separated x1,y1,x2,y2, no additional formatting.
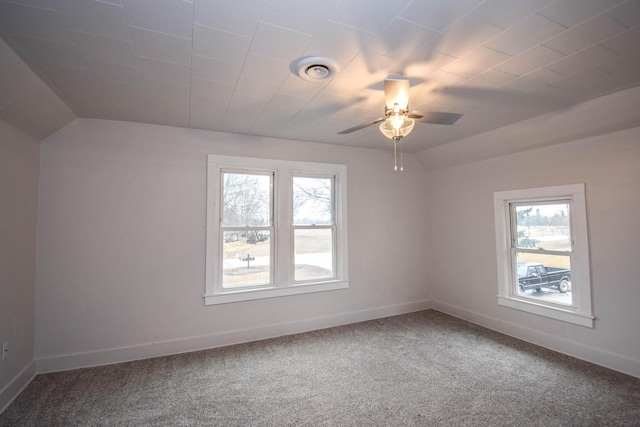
204,280,349,305
497,296,594,328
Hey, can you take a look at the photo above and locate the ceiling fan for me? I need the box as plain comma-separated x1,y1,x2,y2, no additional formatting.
338,77,463,171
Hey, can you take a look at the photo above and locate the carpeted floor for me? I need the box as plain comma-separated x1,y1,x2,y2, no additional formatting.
1,310,639,426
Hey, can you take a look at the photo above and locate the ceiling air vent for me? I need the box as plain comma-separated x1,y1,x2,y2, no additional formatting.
291,56,340,82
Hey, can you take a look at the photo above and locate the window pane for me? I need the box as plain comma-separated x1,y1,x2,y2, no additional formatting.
514,203,571,251
294,229,334,281
222,172,271,227
515,252,572,305
222,230,271,288
293,176,332,225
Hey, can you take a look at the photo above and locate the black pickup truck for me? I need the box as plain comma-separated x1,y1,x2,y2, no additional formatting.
517,262,571,294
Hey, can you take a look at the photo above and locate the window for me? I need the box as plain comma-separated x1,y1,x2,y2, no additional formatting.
494,184,594,327
205,155,348,305
293,175,335,282
220,171,273,289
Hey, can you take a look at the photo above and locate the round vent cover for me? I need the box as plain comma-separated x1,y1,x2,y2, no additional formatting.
291,56,340,82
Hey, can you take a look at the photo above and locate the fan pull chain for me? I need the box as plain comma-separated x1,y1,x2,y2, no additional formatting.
394,141,398,171
400,143,404,171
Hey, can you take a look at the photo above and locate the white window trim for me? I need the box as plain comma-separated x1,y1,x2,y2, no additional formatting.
205,155,349,305
494,184,594,328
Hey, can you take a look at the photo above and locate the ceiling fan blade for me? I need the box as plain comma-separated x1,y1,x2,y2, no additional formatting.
411,111,463,125
337,117,386,134
384,78,410,110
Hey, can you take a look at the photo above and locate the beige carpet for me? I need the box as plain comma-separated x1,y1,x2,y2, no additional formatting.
2,310,639,426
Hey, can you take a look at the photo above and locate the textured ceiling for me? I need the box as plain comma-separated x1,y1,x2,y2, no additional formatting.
1,0,640,152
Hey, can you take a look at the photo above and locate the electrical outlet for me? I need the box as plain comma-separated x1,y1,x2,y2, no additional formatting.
2,341,7,360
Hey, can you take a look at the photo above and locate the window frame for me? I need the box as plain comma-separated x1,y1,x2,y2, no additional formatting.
205,155,349,305
493,184,594,328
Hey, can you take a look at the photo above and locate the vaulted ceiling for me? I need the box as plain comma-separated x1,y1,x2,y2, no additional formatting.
1,0,640,153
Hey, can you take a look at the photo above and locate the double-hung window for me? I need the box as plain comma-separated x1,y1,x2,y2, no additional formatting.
220,170,274,289
493,184,594,327
292,175,336,282
205,155,348,305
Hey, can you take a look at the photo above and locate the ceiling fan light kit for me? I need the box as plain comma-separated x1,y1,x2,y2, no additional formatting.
379,115,415,140
379,103,416,171
379,104,415,140
336,77,464,171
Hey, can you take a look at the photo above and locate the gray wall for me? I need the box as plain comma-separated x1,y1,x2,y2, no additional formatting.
425,125,640,376
0,120,40,409
34,119,432,371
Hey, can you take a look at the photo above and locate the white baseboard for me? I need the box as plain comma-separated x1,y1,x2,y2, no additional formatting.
37,299,433,374
0,361,36,414
432,300,640,378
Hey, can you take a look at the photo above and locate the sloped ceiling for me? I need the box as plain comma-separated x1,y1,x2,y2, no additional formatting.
0,38,75,139
1,0,639,154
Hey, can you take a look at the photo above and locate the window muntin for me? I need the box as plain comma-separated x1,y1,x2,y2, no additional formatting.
205,155,349,305
493,184,593,328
